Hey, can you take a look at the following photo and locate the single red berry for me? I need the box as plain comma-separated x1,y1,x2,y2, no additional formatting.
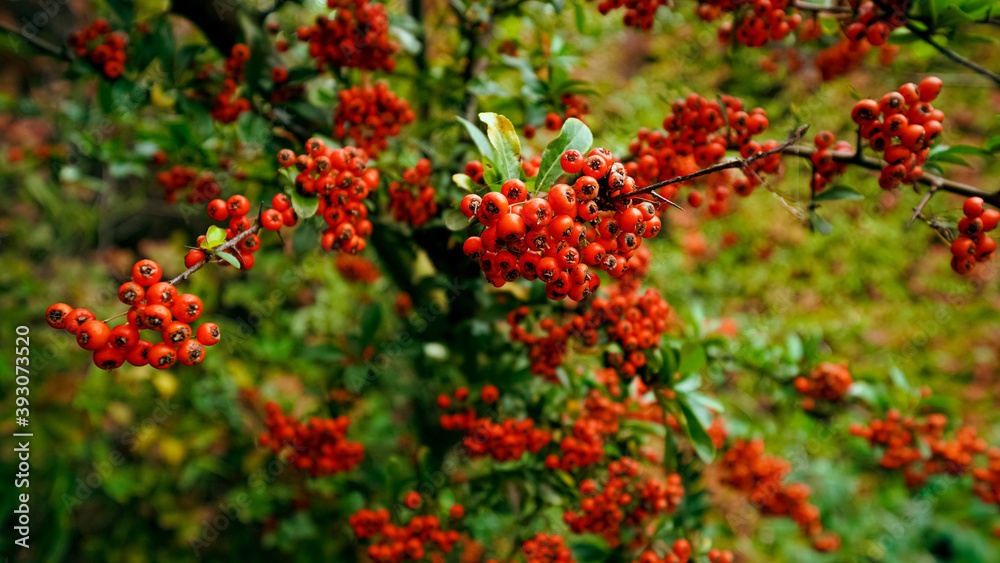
227,194,250,217
207,199,229,221
172,293,203,323
146,281,178,306
132,259,163,286
77,320,111,351
126,340,152,366
196,322,221,346
185,249,206,268
93,346,127,370
148,343,177,369
46,303,74,329
142,304,173,331
177,339,206,366
404,492,422,509
261,209,283,231
964,197,985,219
110,324,139,349
162,321,193,346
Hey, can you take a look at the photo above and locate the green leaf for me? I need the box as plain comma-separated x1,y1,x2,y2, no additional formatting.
814,185,864,201
290,191,320,219
479,112,522,182
809,210,833,235
456,116,495,162
986,136,1000,153
452,173,476,193
360,304,382,346
391,26,422,54
678,342,706,374
889,365,912,393
573,0,587,33
443,208,471,231
213,251,242,269
107,0,135,24
678,398,716,463
202,226,227,249
534,117,593,192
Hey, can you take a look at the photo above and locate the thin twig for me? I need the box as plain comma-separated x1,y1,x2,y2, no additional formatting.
907,184,939,228
0,20,68,59
793,1,853,14
781,145,1000,206
614,125,810,201
903,21,1000,86
167,221,262,285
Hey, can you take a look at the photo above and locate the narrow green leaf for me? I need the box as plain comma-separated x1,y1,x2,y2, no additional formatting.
809,210,833,235
214,251,242,269
534,118,593,192
360,303,382,346
814,185,864,201
456,116,495,161
889,365,911,393
479,112,522,182
678,398,716,463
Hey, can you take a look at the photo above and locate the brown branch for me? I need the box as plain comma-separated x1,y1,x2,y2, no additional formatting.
780,145,1000,207
168,220,262,285
903,22,1000,86
907,185,938,228
615,125,810,201
0,20,69,60
793,1,853,14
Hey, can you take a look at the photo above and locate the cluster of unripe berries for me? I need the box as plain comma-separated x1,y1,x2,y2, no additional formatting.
461,147,662,300
793,362,853,410
388,158,438,226
45,260,219,370
258,401,364,476
718,439,839,551
349,507,461,562
563,457,684,547
949,196,997,275
700,0,803,47
627,94,774,201
68,19,127,79
208,44,251,124
851,410,989,488
276,139,378,253
298,0,397,72
156,165,222,204
333,84,415,156
851,77,945,190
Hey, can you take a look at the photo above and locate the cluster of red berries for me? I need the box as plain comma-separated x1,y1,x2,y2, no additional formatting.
507,285,673,381
388,159,438,226
68,19,127,79
949,196,998,275
700,0,803,47
258,401,364,476
634,538,733,563
718,439,838,551
851,77,945,190
973,449,1000,509
45,260,219,370
808,131,854,193
206,44,252,123
593,0,667,29
793,362,853,410
268,65,305,104
544,414,607,471
518,533,574,563
626,94,775,199
562,457,684,547
461,148,663,299
156,166,222,204
441,410,550,461
333,84,415,156
348,508,461,562
851,410,988,488
335,254,381,283
464,160,485,184
275,139,378,253
195,194,276,271
525,95,591,139
298,0,397,72
844,1,908,47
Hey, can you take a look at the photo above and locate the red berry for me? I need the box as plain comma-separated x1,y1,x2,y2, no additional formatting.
148,343,177,369
172,293,203,323
77,320,111,351
46,303,74,329
132,259,163,286
197,322,221,346
964,197,985,219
